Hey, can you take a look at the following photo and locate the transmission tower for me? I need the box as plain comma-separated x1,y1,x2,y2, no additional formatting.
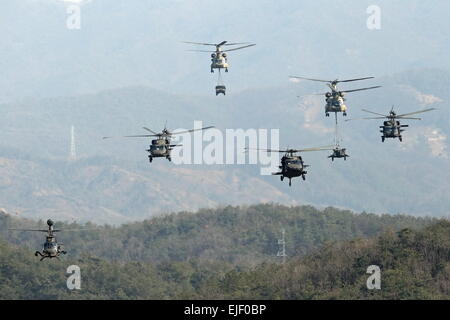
69,126,76,161
277,228,287,264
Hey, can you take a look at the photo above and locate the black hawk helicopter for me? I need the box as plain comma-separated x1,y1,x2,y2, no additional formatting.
9,219,67,261
103,124,214,162
248,146,334,186
346,107,436,142
290,76,381,117
184,41,256,73
329,113,349,161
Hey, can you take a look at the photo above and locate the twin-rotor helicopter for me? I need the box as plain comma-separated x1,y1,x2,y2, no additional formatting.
184,40,256,73
290,76,381,117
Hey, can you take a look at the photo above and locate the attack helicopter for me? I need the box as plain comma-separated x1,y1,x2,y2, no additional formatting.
346,107,436,142
103,124,214,162
9,219,67,261
184,41,256,73
247,146,334,186
290,76,381,117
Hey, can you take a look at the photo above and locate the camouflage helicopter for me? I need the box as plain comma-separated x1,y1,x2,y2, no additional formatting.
346,107,436,142
9,219,67,261
103,124,214,162
184,41,255,73
290,76,381,117
248,146,334,186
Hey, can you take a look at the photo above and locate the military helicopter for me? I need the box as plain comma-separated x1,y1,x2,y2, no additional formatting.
329,114,349,161
290,76,381,116
346,107,436,142
247,146,334,186
103,124,214,162
9,219,67,261
184,41,256,73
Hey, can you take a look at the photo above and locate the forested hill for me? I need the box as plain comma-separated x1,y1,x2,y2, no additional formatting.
0,204,437,265
0,220,448,299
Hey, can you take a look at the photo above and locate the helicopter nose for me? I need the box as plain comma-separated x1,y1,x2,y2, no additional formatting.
47,219,54,227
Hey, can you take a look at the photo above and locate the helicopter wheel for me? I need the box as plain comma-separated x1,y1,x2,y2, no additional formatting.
34,251,39,257
211,69,214,73
302,174,306,181
344,157,347,161
343,112,347,116
289,179,292,187
280,176,284,181
167,157,172,162
331,157,334,162
326,113,329,117
225,68,228,73
399,136,403,142
382,137,385,142
148,156,153,163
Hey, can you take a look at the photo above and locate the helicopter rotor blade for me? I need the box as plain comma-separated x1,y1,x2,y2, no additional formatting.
338,77,375,83
8,228,48,232
182,41,217,46
345,117,386,122
142,127,159,135
396,117,422,120
296,146,335,152
396,108,436,118
170,126,214,135
223,42,252,46
289,76,331,83
223,44,256,52
341,86,382,94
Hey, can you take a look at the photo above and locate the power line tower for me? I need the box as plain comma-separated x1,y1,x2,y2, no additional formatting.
277,228,287,264
69,126,77,161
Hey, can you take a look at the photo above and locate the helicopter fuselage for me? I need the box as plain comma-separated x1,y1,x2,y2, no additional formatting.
36,235,66,261
147,138,173,162
211,51,229,72
325,93,347,116
273,156,308,186
380,119,408,142
328,147,349,161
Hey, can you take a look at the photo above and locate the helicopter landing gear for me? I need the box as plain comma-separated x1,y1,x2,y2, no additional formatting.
399,136,403,142
343,112,347,116
326,113,330,117
331,157,334,162
289,179,292,187
35,251,42,257
344,156,347,161
280,176,284,181
148,156,153,163
225,68,228,73
166,156,172,162
302,174,306,181
211,69,214,73
382,136,385,142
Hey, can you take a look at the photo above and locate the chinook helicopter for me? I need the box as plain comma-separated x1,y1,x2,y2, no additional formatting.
247,146,334,186
9,219,67,261
346,107,436,142
184,41,256,73
290,76,381,117
103,124,214,162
